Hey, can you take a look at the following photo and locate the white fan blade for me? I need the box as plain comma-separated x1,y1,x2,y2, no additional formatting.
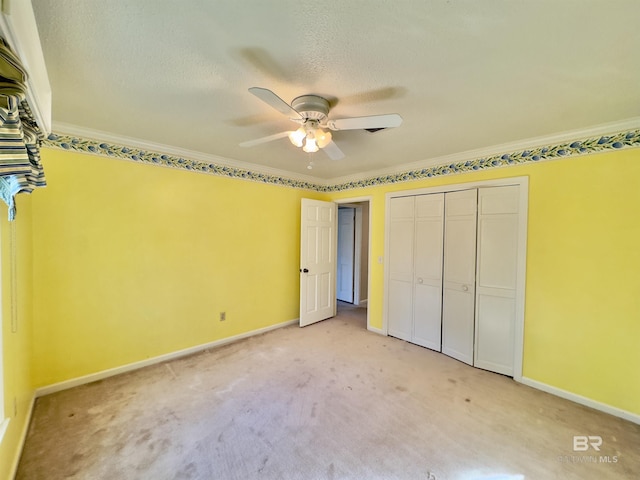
327,113,403,131
322,141,345,161
248,87,302,119
240,131,292,148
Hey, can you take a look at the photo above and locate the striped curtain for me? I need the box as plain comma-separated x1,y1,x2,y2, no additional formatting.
0,36,46,220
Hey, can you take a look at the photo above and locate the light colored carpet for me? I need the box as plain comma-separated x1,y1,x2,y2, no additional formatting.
17,304,640,479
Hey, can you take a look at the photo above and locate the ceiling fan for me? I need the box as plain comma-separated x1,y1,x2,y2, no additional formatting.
240,87,403,161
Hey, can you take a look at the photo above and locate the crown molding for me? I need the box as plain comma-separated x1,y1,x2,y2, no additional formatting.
44,118,640,192
327,116,640,186
51,122,322,186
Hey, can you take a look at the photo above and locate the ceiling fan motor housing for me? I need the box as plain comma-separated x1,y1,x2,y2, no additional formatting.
291,95,330,122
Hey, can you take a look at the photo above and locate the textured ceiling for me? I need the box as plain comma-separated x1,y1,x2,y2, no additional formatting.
32,0,640,181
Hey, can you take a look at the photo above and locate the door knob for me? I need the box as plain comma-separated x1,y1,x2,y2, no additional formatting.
417,278,423,284
462,284,469,292
300,268,309,273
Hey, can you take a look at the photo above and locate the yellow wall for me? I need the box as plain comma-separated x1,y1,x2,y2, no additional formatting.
30,148,326,387
0,195,35,480
24,145,640,425
328,148,640,415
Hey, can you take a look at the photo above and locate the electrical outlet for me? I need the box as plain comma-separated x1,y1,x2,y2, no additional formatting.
220,312,226,321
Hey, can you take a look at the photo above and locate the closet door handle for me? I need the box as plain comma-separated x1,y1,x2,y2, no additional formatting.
462,284,469,292
417,278,423,284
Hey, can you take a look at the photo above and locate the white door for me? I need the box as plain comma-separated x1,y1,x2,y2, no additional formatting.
300,199,337,327
387,196,415,342
442,189,478,365
412,193,445,351
337,207,355,303
474,186,520,375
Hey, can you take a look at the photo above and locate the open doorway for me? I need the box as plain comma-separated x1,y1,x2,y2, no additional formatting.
336,199,370,328
337,206,356,303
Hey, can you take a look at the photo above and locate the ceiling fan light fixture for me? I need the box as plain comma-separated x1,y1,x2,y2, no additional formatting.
243,87,401,161
302,136,319,153
315,128,332,148
289,127,306,147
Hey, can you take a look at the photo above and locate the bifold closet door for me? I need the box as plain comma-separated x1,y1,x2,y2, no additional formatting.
441,189,477,365
413,193,444,351
387,184,523,376
387,196,414,342
474,186,520,376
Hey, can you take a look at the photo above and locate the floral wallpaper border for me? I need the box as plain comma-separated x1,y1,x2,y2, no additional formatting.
43,128,640,192
42,134,321,190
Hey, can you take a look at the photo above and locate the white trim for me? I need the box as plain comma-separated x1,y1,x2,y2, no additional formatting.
52,122,321,185
0,0,52,133
55,119,640,188
336,206,357,304
384,176,530,199
513,179,529,382
367,325,385,336
35,319,298,397
335,196,373,331
383,176,528,381
520,377,640,425
6,393,36,480
358,298,368,307
353,206,362,306
328,116,640,185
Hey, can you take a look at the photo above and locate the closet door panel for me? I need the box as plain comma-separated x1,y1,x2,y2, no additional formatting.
413,283,442,350
442,287,476,364
479,184,519,215
414,219,444,282
388,279,413,341
474,186,519,375
477,216,518,289
388,196,415,341
475,292,515,375
388,197,414,282
413,194,444,350
443,217,477,283
442,189,477,365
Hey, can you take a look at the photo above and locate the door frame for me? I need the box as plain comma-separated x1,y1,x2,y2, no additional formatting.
353,206,364,306
337,204,366,305
337,206,356,303
335,196,373,331
383,177,528,381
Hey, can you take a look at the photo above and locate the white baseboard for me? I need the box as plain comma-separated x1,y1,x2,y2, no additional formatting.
367,325,385,336
35,319,299,398
9,393,36,480
520,377,640,425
